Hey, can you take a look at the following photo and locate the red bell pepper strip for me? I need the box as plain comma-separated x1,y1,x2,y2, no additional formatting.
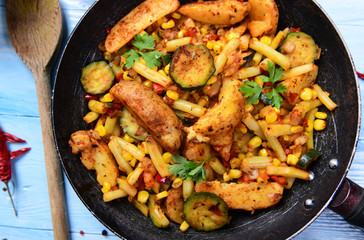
0,126,31,216
155,173,168,183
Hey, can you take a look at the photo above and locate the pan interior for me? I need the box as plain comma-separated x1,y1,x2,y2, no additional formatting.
52,0,359,239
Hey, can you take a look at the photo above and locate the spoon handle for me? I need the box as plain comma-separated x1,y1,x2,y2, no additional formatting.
33,69,69,240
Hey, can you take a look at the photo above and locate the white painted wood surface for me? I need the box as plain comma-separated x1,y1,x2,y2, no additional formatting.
0,0,363,239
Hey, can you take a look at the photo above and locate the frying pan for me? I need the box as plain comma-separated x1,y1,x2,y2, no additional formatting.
52,0,364,239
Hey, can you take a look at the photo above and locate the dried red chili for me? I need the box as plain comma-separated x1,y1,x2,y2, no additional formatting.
0,126,31,216
357,71,364,80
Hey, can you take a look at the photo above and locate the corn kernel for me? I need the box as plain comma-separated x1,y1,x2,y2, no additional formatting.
206,76,217,85
238,153,246,160
245,104,254,113
103,52,112,61
229,169,243,179
163,152,173,163
171,12,181,19
315,112,328,119
254,76,264,87
166,90,179,100
283,135,291,141
230,157,241,169
140,141,149,154
300,87,313,101
177,29,185,38
248,136,262,149
99,93,113,103
164,64,170,74
260,36,272,45
122,150,133,161
143,80,153,88
157,17,167,26
158,69,168,77
206,40,215,50
236,124,248,134
253,113,260,120
137,190,149,204
291,125,304,133
123,71,133,81
156,191,169,199
151,32,161,43
305,119,314,132
213,41,224,54
257,176,265,184
96,125,106,137
314,119,326,131
258,148,269,157
139,58,147,65
223,172,231,182
227,32,239,41
265,112,278,123
124,134,135,143
161,20,175,29
273,158,281,166
172,177,183,189
180,221,190,232
83,111,100,123
200,27,208,35
101,182,111,194
246,152,255,158
272,107,280,114
311,89,318,99
287,154,299,165
197,95,209,107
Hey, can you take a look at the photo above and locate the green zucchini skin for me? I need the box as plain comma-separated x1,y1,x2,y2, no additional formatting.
298,149,321,168
170,43,215,90
80,61,114,94
174,110,196,125
148,195,170,228
280,32,319,68
183,192,229,231
120,108,149,141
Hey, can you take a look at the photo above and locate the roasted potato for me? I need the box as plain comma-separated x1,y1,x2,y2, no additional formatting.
195,180,284,210
191,78,244,136
69,130,119,187
178,0,250,25
163,187,184,224
105,0,180,53
247,0,279,37
282,65,319,105
110,80,183,152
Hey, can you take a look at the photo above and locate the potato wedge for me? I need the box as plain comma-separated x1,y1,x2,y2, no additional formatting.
282,64,319,105
247,0,279,37
110,80,183,152
163,188,184,224
69,130,119,187
105,0,180,53
178,0,250,25
191,78,244,136
195,181,284,210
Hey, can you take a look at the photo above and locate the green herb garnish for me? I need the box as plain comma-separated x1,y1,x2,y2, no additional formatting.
239,61,287,109
123,33,163,69
168,155,209,183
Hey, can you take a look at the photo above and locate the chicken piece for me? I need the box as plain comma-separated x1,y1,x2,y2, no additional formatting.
69,130,119,187
178,0,251,25
247,0,279,37
105,0,180,53
163,187,184,224
110,80,183,152
182,140,216,162
195,180,284,210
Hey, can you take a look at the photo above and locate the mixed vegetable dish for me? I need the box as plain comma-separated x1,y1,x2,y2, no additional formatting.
68,0,338,232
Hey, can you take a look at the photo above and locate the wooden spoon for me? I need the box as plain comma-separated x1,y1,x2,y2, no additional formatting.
6,1,69,239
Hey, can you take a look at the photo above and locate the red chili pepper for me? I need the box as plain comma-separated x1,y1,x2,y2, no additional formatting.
0,126,31,216
152,83,164,94
155,173,168,183
291,27,301,32
357,71,364,80
213,145,223,152
270,175,287,186
163,96,175,106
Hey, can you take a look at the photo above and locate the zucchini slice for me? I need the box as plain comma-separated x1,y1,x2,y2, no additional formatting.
80,61,114,94
170,43,215,90
280,32,319,68
120,108,149,141
174,110,196,125
298,149,321,168
148,195,170,228
184,192,229,231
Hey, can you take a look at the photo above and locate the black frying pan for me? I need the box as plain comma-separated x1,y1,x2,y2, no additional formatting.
52,0,364,239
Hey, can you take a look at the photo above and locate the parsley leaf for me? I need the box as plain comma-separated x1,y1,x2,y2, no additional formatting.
169,155,209,183
122,33,163,69
123,49,140,69
139,51,163,69
132,33,156,51
239,61,287,108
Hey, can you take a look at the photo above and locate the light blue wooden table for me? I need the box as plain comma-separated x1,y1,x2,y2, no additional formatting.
0,0,363,239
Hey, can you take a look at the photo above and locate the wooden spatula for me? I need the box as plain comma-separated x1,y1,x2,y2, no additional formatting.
6,1,69,239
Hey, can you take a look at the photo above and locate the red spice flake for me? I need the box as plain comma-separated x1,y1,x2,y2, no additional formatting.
184,27,198,37
84,93,98,100
79,230,84,236
105,26,111,34
357,71,364,80
290,27,301,32
155,173,168,183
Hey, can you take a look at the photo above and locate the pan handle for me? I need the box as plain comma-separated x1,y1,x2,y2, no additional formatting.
328,178,364,229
